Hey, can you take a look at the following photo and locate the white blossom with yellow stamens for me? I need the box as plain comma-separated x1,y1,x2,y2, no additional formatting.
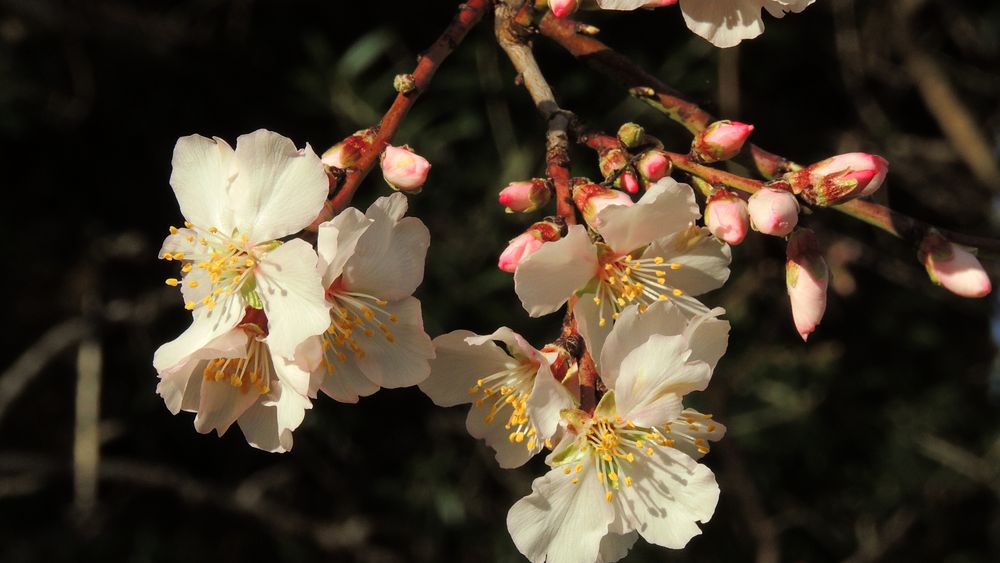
514,177,731,345
312,193,435,402
153,129,331,452
506,301,727,562
420,327,577,468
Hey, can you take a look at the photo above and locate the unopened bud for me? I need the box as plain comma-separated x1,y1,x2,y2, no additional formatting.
790,152,889,206
550,0,578,18
321,128,375,169
636,150,671,183
572,181,633,229
747,187,799,237
499,179,551,213
643,0,678,7
393,73,416,94
918,232,991,298
786,229,828,341
617,122,645,149
617,171,640,194
691,120,754,163
498,217,566,273
598,148,629,179
380,144,430,193
705,189,749,245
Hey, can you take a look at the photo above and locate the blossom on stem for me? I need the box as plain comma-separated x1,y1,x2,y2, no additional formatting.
691,120,754,163
919,232,992,298
747,186,799,237
571,182,634,229
517,178,731,353
499,179,551,213
499,217,568,273
705,189,749,245
311,193,435,403
380,144,431,192
790,152,889,206
785,229,828,341
507,301,727,562
154,129,331,451
420,327,577,468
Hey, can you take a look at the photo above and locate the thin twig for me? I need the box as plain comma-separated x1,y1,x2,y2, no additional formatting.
310,0,492,227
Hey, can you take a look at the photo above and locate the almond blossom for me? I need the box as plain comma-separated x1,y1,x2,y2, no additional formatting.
514,178,731,344
593,0,815,48
419,327,577,468
313,193,435,402
507,301,728,562
154,129,331,451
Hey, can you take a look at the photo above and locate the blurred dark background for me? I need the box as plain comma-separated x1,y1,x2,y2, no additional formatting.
1,0,999,561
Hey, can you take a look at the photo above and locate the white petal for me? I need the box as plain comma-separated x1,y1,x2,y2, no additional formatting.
465,326,543,365
156,328,246,413
599,300,687,388
595,0,649,9
679,0,766,48
352,297,433,389
169,135,236,232
466,402,535,469
420,330,514,407
258,238,330,360
648,226,732,296
370,191,409,221
572,297,614,374
597,178,700,254
319,351,380,403
526,362,576,440
763,0,814,18
193,378,260,437
683,307,730,371
507,463,616,563
597,532,638,563
152,296,245,372
316,207,372,288
230,129,328,242
616,445,719,549
238,380,312,453
514,225,599,317
615,335,710,426
342,205,430,301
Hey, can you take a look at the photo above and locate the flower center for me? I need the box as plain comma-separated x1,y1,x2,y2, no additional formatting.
319,290,399,370
200,335,272,395
162,222,274,312
593,251,684,327
467,362,548,452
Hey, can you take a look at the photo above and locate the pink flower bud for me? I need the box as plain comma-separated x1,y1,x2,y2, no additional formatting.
550,0,577,18
498,217,566,273
643,0,678,7
919,232,991,298
786,229,829,341
380,144,430,192
705,189,749,245
499,179,551,213
498,232,543,273
793,152,889,205
618,172,640,194
691,120,754,163
637,150,670,183
572,182,633,229
747,187,799,237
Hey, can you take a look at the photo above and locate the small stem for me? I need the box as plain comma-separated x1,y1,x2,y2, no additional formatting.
496,0,577,224
310,0,491,227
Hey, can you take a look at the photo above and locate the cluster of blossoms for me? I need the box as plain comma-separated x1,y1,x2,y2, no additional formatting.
154,129,433,451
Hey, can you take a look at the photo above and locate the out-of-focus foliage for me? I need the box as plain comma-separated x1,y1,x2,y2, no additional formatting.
1,1,999,561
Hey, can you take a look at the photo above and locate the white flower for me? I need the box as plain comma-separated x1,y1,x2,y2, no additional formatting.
419,327,577,468
153,129,331,452
506,301,728,562
514,178,730,345
313,193,435,402
592,0,815,48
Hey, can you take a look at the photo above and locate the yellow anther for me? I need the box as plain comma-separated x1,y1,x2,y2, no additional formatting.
564,467,572,475
625,453,635,463
654,270,666,277
657,295,668,301
162,253,174,261
707,424,717,432
673,288,683,296
208,226,217,233
605,491,613,503
602,453,613,462
597,472,605,482
646,447,654,456
593,296,601,305
657,278,666,285
184,301,195,310
698,446,710,454
654,257,664,264
526,439,536,450
245,258,255,268
182,263,192,273
608,472,619,482
184,221,193,228
165,278,179,287
625,477,633,487
173,252,185,260
599,317,607,327
389,314,399,323
515,432,525,443
575,464,583,473
571,477,579,485
188,280,199,288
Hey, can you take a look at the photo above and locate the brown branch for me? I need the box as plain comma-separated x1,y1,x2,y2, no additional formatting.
310,0,492,227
